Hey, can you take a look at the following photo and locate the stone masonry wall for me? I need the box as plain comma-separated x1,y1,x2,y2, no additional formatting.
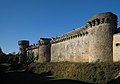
27,46,39,62
89,24,114,62
51,27,89,62
88,12,117,62
51,12,117,63
113,33,120,62
38,44,51,63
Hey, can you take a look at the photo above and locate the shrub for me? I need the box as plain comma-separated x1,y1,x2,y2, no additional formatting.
27,62,120,84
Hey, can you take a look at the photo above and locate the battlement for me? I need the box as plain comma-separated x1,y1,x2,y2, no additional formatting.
38,38,51,45
26,44,39,50
87,12,117,28
51,26,89,44
25,38,51,50
51,12,118,44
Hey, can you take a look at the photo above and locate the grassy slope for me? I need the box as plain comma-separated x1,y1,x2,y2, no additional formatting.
0,63,92,84
0,62,120,84
27,62,120,84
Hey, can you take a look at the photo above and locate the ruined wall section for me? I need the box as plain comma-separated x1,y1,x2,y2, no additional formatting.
51,26,89,62
113,33,120,62
88,12,117,62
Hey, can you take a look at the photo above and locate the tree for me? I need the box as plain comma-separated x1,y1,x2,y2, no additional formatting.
0,48,6,63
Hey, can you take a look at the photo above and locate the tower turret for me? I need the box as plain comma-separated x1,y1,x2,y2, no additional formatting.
38,38,51,63
87,12,117,62
18,40,29,63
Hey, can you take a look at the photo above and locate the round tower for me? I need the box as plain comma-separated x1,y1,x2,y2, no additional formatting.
18,40,29,55
18,40,29,63
87,12,117,62
38,38,51,63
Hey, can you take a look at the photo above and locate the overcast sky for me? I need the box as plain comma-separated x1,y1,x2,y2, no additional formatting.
0,0,120,53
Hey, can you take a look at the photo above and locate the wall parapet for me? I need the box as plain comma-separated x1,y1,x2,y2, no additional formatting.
26,42,51,51
26,44,39,50
51,26,89,44
26,38,51,51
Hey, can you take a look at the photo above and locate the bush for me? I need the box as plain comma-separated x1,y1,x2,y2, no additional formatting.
27,62,120,84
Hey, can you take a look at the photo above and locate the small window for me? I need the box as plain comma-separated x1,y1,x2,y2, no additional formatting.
116,43,120,46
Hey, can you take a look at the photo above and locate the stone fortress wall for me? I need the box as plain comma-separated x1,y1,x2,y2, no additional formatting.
51,26,89,62
18,12,120,63
113,33,120,62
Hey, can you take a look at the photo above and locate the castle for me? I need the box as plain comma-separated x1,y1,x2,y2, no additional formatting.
18,12,120,63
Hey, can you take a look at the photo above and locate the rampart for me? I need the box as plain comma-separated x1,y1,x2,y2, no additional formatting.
51,26,89,62
18,12,120,63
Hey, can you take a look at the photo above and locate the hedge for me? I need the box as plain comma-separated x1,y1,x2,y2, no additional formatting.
27,62,120,84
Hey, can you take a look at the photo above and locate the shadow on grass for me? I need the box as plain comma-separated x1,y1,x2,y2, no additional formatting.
0,71,93,84
107,77,120,84
1,70,120,84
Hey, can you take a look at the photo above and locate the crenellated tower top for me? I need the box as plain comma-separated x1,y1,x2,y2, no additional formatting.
87,12,117,28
